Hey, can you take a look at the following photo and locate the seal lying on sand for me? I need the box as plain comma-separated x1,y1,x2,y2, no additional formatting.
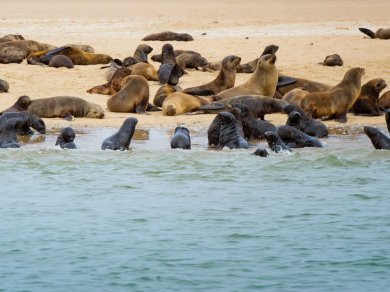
101,118,138,151
0,112,46,136
1,95,31,113
281,87,310,106
0,34,24,43
171,126,191,150
142,31,194,41
0,79,9,93
56,127,77,149
128,63,159,81
320,54,343,66
0,40,54,58
176,53,208,70
151,49,202,63
158,44,185,85
49,55,74,68
0,46,25,64
87,67,132,95
217,112,248,149
351,78,387,116
300,67,365,122
379,90,390,110
27,96,105,119
162,92,216,116
153,84,182,107
359,27,390,39
276,75,332,97
182,55,241,96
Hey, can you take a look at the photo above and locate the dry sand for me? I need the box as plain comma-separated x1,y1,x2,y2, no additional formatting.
0,0,389,132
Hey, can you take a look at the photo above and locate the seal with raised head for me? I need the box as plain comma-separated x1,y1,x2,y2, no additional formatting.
107,75,149,114
320,54,343,66
264,131,291,153
128,62,159,81
281,87,310,106
1,95,31,113
49,55,74,68
162,92,215,116
176,53,208,70
359,27,390,39
0,111,46,136
277,125,323,148
182,55,241,96
87,67,132,95
142,31,194,41
157,43,185,85
153,84,182,107
101,117,138,151
27,96,104,119
300,67,365,123
217,112,248,149
379,90,390,110
0,117,27,148
351,78,387,116
56,127,77,149
133,44,153,63
171,126,191,150
0,79,9,93
216,54,278,99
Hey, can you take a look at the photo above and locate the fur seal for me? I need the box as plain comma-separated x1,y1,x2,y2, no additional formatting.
264,131,291,153
56,127,77,149
176,53,208,70
359,27,390,39
0,46,25,63
277,125,323,148
364,126,390,150
379,90,390,110
0,40,54,58
66,44,95,53
162,92,215,116
1,95,31,113
252,147,269,157
107,75,149,113
0,79,9,93
27,96,104,119
351,78,387,116
276,74,332,97
142,31,194,41
151,49,201,63
49,55,74,68
320,54,343,66
281,87,310,106
129,63,159,81
300,67,365,122
283,104,329,138
0,34,24,43
182,55,241,96
101,117,138,151
0,112,46,135
153,84,182,107
171,126,191,150
216,54,278,99
88,67,132,95
217,112,248,149
133,44,153,63
158,44,185,85
0,117,26,148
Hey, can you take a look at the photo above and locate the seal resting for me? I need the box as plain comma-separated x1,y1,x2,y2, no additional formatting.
66,44,95,53
379,90,390,110
27,96,104,119
182,55,241,96
359,27,390,39
215,54,278,99
128,63,159,81
56,127,77,149
1,95,31,113
170,126,191,150
276,74,332,97
320,54,343,66
264,131,291,153
132,44,153,63
0,40,54,58
101,117,138,151
0,46,25,64
107,75,149,114
162,92,215,116
151,49,202,63
0,34,24,43
87,67,132,95
142,31,194,41
176,53,208,70
157,44,185,85
0,79,9,93
300,67,365,122
351,78,387,116
0,112,46,136
281,87,310,106
217,112,248,149
49,55,74,68
277,125,323,148
153,84,182,107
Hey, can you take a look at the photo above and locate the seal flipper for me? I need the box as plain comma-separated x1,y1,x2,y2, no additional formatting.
359,28,376,38
198,102,226,112
146,103,162,112
277,76,296,87
183,89,215,96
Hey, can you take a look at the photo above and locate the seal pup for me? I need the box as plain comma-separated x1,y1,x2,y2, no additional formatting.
0,117,28,148
55,127,77,149
359,27,390,39
252,147,269,157
66,44,95,53
320,54,343,66
283,104,329,138
87,67,132,95
153,84,182,107
158,44,185,85
281,87,310,106
300,67,365,122
264,131,291,153
133,44,153,63
277,125,323,148
176,53,208,70
351,78,387,116
28,96,104,119
218,112,248,149
0,79,9,93
182,55,241,96
0,40,54,58
162,92,215,116
215,54,278,99
0,112,46,136
101,117,138,151
379,90,390,110
0,46,25,64
170,126,191,150
128,63,159,81
49,55,74,68
1,95,31,113
107,75,150,114
142,31,194,41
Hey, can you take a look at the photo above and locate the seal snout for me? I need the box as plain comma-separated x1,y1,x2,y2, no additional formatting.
263,53,277,64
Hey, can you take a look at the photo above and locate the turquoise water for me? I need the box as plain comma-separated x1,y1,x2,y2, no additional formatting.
0,128,389,291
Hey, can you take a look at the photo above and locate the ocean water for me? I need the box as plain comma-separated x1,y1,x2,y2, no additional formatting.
0,128,389,291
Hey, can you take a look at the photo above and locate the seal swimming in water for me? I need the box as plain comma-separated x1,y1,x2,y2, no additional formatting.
27,96,104,119
0,117,28,148
277,125,323,148
101,117,138,151
55,127,77,149
359,27,390,39
252,147,269,157
364,109,390,150
216,112,248,149
351,78,387,116
142,31,194,41
300,67,365,123
0,112,46,136
264,131,291,153
157,44,185,85
1,95,31,113
170,126,191,150
0,79,9,93
320,54,343,66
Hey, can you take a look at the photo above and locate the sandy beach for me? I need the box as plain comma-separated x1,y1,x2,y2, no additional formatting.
0,0,389,131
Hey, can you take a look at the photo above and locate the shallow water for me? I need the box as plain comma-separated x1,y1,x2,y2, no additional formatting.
1,128,389,291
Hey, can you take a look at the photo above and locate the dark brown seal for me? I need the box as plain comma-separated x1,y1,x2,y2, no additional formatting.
217,112,248,149
142,31,194,41
379,90,390,110
153,84,182,107
101,117,138,151
320,54,343,66
183,55,241,96
351,78,387,116
151,49,201,63
27,96,104,119
300,67,365,122
1,95,31,113
55,127,77,149
276,74,332,97
157,44,185,85
49,55,74,68
359,27,390,39
133,44,153,63
176,53,208,70
0,111,46,136
364,110,390,150
0,40,54,58
87,67,132,95
107,75,149,113
0,79,9,93
0,46,25,63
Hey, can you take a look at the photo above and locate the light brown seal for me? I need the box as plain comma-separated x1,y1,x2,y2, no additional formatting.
379,91,390,110
300,67,365,122
87,67,132,95
216,54,278,99
66,44,95,53
320,54,343,66
0,79,9,93
281,87,310,106
153,84,182,107
129,63,159,81
0,34,24,43
49,55,74,68
107,75,150,113
359,27,390,39
27,96,104,119
133,44,153,63
142,31,194,41
182,55,241,96
162,92,214,116
351,78,387,116
1,95,31,113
